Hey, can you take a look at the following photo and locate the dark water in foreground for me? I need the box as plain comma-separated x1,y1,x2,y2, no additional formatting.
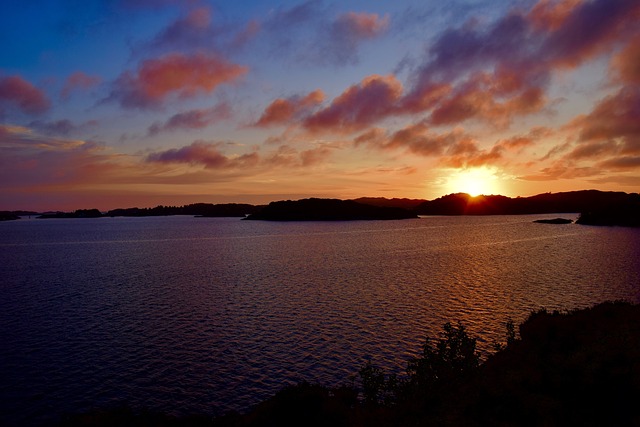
1,215,639,425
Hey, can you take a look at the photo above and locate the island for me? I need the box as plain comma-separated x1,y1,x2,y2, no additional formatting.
533,218,573,224
243,198,418,221
0,212,20,221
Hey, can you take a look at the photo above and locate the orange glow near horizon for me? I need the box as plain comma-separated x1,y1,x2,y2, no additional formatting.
446,167,503,197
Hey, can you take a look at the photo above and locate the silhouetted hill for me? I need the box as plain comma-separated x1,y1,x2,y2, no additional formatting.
243,198,417,221
576,193,640,227
414,190,638,216
351,197,426,210
106,203,261,217
38,209,103,219
0,212,21,221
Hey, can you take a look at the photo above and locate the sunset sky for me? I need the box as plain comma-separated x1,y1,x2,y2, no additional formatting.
1,0,639,211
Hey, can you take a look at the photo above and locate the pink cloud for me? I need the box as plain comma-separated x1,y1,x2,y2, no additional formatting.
108,52,247,109
611,35,640,84
428,72,546,127
574,86,640,145
27,119,98,136
231,20,261,49
300,145,332,167
0,124,127,192
254,0,638,139
61,71,101,99
303,75,403,133
354,123,480,159
150,7,213,50
255,90,324,127
322,12,389,65
528,0,584,31
146,141,259,169
148,103,231,135
334,12,389,39
540,0,640,69
0,75,50,115
598,156,640,170
496,127,550,152
398,0,640,127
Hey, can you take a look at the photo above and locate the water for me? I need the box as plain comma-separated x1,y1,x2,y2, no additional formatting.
1,215,639,425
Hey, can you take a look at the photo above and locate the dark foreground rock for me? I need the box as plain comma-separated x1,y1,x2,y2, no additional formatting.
243,198,417,221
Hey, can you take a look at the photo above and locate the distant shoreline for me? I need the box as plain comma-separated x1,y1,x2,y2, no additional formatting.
3,190,639,226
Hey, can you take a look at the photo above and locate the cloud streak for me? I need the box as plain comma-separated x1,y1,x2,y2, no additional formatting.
148,103,232,135
61,71,101,99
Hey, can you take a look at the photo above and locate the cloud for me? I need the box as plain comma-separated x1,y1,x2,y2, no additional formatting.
254,90,324,127
539,0,640,69
148,103,231,135
107,52,247,109
610,34,640,84
428,72,546,127
28,119,98,136
303,75,403,133
263,0,321,35
573,86,640,145
0,124,128,192
323,12,389,65
528,0,583,31
147,140,335,171
528,83,640,180
398,0,640,126
300,145,333,166
0,75,50,115
598,156,640,170
354,123,478,159
140,5,261,56
148,7,217,52
61,71,101,99
497,127,551,151
231,20,261,50
262,2,388,66
146,140,259,169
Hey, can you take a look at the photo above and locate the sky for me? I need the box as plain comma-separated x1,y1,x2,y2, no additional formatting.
1,0,639,211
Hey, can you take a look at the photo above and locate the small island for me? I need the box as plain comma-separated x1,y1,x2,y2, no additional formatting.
243,198,418,221
533,218,573,224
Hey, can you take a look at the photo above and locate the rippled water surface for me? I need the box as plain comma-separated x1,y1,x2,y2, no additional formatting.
1,215,639,425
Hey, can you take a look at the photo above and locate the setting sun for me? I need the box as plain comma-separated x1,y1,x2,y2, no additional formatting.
446,167,501,197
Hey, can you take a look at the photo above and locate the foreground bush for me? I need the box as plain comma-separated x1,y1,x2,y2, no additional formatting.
59,301,640,427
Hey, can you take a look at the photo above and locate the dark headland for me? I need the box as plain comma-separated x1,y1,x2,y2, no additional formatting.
243,198,418,221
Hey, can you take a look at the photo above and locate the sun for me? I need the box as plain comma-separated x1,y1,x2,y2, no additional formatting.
446,167,502,197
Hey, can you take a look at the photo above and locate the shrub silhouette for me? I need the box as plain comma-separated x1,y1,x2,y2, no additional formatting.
406,321,480,392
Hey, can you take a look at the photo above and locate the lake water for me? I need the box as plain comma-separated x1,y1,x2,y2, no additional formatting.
1,215,639,425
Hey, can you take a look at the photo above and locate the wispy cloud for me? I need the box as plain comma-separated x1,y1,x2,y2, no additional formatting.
148,103,232,135
61,71,101,99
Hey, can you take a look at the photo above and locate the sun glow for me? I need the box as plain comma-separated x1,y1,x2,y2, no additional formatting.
446,167,502,197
